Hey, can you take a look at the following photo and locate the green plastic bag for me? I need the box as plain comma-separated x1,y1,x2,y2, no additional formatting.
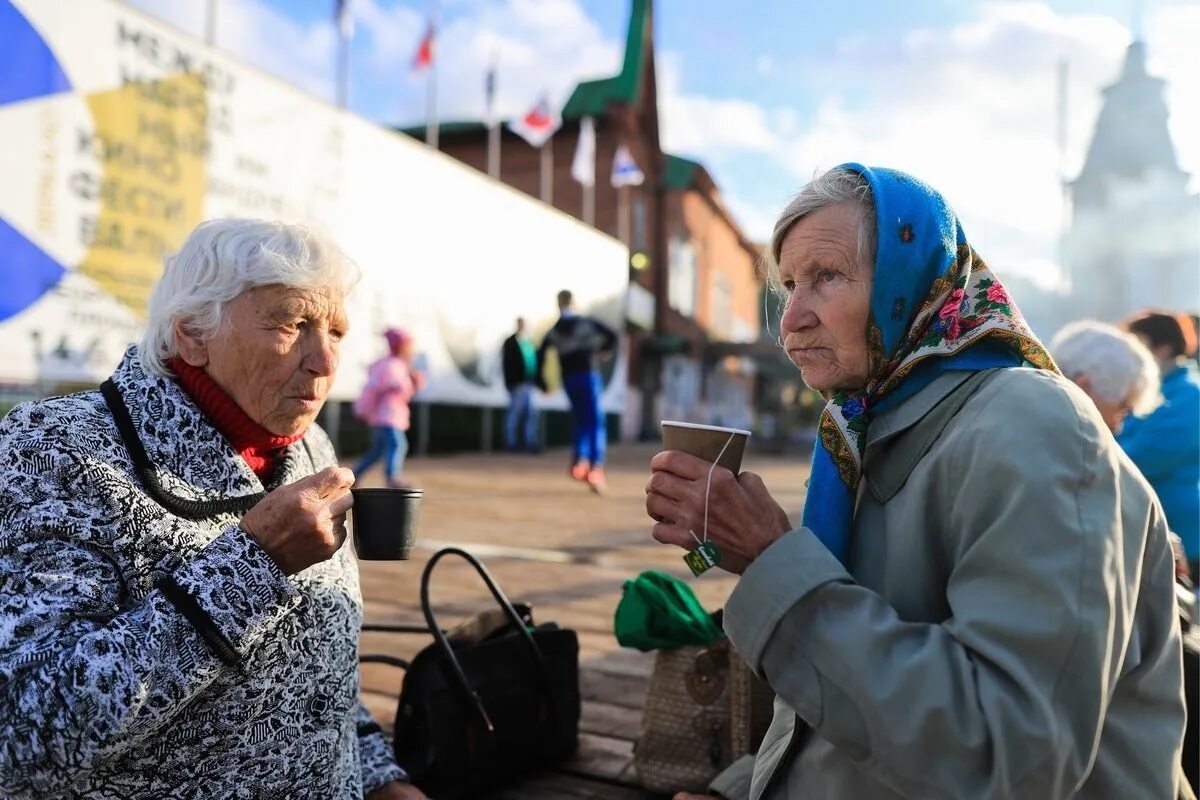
614,570,723,651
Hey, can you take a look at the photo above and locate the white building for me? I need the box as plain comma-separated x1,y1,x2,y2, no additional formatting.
1063,40,1200,324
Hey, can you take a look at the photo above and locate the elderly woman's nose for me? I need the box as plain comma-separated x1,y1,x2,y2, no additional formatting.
780,293,817,332
303,333,339,376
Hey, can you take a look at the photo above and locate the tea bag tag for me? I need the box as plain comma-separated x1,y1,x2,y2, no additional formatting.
684,540,722,576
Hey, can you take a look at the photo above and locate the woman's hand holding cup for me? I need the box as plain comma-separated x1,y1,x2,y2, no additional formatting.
241,466,355,575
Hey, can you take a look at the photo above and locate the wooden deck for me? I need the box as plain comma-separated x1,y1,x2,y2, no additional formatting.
355,443,808,799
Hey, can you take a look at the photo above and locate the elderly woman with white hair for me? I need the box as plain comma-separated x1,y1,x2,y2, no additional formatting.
0,219,425,799
1051,319,1160,433
646,165,1185,799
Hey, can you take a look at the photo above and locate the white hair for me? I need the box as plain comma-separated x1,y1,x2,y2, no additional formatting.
764,168,877,293
1051,320,1161,415
138,218,360,376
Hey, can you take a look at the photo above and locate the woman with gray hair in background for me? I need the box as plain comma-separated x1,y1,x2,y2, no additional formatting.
1050,319,1160,434
0,219,425,799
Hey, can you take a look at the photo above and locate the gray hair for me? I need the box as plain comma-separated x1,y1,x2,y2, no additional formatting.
1051,320,1161,415
138,218,360,376
765,168,877,293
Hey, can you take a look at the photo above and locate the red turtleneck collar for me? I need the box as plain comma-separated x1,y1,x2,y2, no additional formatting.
168,357,305,481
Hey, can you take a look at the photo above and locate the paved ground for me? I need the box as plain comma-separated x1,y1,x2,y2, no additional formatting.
355,441,811,798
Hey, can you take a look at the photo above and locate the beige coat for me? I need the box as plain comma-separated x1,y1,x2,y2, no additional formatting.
712,368,1185,799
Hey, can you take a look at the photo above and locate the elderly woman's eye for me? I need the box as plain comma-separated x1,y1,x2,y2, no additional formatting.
817,270,839,284
782,280,796,293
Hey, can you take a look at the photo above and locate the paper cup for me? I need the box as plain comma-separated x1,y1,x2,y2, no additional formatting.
350,488,422,560
660,421,751,473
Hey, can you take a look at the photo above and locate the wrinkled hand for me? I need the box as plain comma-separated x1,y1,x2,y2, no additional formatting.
240,466,355,575
366,781,427,800
645,451,791,575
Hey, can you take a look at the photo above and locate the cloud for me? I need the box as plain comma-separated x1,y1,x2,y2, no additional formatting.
778,2,1198,283
355,0,622,123
126,0,339,100
1147,3,1200,183
657,54,781,156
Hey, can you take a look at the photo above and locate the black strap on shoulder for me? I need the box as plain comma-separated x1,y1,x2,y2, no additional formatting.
100,378,266,520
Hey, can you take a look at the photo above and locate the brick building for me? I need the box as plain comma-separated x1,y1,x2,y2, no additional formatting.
399,0,766,439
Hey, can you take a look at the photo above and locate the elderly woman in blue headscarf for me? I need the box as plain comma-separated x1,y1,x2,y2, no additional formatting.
645,165,1185,800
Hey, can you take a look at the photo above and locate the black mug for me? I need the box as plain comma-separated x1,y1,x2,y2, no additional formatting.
350,488,423,560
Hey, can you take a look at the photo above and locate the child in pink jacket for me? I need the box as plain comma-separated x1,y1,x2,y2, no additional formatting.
353,328,426,486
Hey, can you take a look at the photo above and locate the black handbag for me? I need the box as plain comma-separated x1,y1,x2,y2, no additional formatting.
361,547,581,799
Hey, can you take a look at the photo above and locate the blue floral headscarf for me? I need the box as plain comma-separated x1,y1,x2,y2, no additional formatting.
800,164,1058,563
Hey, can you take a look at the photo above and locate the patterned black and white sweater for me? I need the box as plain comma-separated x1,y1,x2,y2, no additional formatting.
0,347,406,798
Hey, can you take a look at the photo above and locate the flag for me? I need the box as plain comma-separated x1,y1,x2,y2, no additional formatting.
336,0,354,38
571,116,596,186
507,96,561,148
412,21,435,72
484,64,497,129
611,144,644,187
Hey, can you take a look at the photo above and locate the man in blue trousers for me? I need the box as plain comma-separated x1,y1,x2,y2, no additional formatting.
537,290,618,492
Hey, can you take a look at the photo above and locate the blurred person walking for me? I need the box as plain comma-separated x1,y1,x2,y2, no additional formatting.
354,327,426,488
501,317,540,453
1120,311,1200,580
537,290,617,492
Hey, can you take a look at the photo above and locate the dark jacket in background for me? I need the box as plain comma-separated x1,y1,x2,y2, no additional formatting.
536,315,618,389
502,333,536,391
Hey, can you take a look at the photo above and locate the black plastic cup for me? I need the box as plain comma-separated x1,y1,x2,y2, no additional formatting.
350,488,423,560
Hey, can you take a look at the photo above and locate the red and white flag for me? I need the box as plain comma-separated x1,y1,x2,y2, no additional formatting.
411,21,435,72
507,96,561,148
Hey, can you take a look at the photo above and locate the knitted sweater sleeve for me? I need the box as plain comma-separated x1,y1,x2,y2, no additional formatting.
0,404,298,798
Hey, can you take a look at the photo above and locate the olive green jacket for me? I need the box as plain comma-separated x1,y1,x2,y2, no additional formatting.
711,368,1185,800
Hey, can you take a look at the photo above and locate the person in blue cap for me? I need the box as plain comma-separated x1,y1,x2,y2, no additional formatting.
646,165,1185,800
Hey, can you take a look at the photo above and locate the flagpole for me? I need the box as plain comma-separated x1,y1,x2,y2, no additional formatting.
337,30,349,108
425,58,438,149
617,185,630,243
488,125,500,179
425,2,439,149
583,174,595,225
540,138,553,204
205,0,218,46
486,56,499,178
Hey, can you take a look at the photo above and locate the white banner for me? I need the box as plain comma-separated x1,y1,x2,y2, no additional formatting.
0,0,628,411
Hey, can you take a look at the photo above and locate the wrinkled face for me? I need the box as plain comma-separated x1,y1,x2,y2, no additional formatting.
777,203,874,393
188,284,348,437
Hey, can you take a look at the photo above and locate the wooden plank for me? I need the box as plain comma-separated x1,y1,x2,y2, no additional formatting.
580,700,642,741
559,731,639,784
580,668,648,710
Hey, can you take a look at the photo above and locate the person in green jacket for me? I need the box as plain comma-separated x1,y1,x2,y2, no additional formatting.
646,165,1185,800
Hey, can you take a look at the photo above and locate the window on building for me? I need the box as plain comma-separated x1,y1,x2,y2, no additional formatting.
711,272,732,338
668,236,697,317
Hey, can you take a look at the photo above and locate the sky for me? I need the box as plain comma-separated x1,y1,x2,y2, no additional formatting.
125,0,1199,290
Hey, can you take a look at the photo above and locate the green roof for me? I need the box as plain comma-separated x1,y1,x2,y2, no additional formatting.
662,154,703,191
394,120,488,139
562,0,649,119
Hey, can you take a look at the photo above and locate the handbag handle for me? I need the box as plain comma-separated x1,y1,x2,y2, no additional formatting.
420,547,558,733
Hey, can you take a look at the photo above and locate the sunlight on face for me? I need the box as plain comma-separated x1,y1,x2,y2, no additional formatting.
776,203,873,393
201,284,349,436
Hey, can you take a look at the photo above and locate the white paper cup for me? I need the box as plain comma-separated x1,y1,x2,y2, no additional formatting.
660,420,751,474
